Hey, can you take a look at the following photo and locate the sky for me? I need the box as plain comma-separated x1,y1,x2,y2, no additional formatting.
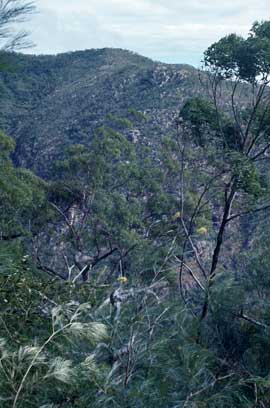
22,0,270,66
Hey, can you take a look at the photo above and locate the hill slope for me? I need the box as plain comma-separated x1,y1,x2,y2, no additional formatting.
0,48,199,175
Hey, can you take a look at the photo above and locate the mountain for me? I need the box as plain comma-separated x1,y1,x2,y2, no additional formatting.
0,48,199,176
2,21,270,407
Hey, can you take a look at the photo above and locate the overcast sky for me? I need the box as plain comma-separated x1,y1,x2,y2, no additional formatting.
24,0,269,66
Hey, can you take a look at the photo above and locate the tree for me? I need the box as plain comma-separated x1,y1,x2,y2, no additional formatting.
0,131,47,240
0,0,35,51
175,20,270,327
34,121,184,284
34,126,146,281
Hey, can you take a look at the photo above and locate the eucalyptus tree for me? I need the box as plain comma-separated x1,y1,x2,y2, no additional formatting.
0,0,35,51
173,20,270,326
37,126,155,282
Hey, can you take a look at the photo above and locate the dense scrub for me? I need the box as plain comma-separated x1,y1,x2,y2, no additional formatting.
1,20,270,408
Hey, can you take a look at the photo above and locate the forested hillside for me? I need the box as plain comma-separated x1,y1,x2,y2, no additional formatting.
0,48,200,175
1,17,270,408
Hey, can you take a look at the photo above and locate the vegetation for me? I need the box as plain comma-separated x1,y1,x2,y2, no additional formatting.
0,48,197,175
1,18,270,408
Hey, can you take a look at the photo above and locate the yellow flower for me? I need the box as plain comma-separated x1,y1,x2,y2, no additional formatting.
172,211,181,221
196,226,208,235
117,276,128,284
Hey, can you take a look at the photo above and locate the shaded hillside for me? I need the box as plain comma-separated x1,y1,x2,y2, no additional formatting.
0,48,199,175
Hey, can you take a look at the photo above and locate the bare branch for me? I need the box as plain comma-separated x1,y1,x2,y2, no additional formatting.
183,373,235,407
181,218,208,279
175,256,206,292
0,0,35,50
227,204,270,222
234,313,268,329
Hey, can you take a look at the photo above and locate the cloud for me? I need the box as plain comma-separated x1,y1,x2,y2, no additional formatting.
26,0,270,65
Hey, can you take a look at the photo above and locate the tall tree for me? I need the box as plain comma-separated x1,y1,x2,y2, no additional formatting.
176,20,270,325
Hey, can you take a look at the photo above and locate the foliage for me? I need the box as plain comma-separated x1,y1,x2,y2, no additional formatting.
1,19,270,408
0,131,47,238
